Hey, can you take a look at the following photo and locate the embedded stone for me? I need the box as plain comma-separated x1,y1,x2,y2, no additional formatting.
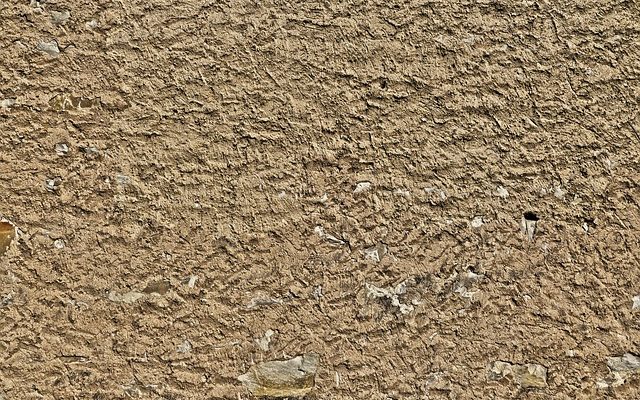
238,353,319,397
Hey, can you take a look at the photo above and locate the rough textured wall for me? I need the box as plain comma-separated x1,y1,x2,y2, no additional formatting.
1,0,640,398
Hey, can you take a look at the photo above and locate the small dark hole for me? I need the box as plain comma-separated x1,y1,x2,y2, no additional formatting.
523,211,539,221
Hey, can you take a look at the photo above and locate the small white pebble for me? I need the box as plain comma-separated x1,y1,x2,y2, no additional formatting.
313,226,325,237
0,99,16,109
471,216,484,228
177,340,192,353
53,239,65,249
55,143,68,156
496,186,509,198
632,295,640,310
85,20,99,29
353,181,372,194
364,246,380,262
187,275,198,288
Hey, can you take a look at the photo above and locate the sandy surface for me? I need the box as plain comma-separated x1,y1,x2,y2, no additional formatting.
1,0,640,398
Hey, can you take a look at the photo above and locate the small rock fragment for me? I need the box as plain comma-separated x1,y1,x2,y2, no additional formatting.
142,280,170,295
115,174,130,185
49,94,99,111
0,99,16,109
108,291,144,304
53,239,65,249
453,270,485,303
37,40,60,57
632,295,640,311
554,186,565,199
488,361,547,388
50,10,70,25
45,178,61,192
238,353,319,397
394,188,411,197
55,143,69,156
471,216,484,228
177,340,192,354
521,212,539,241
80,146,100,159
0,221,16,257
496,186,509,198
29,0,47,12
425,187,447,202
597,353,640,388
353,181,371,194
363,243,387,263
256,329,275,352
314,226,346,246
85,20,99,29
366,281,414,315
187,275,198,288
608,353,640,372
311,193,328,204
423,372,451,391
247,295,283,310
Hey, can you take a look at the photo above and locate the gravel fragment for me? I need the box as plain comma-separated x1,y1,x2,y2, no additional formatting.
363,243,387,262
496,185,509,198
37,40,60,57
470,216,484,228
597,353,640,388
115,174,130,185
521,212,539,241
0,99,16,109
353,181,371,194
50,10,70,25
256,329,275,352
177,340,192,354
238,353,319,397
247,295,283,309
55,143,68,156
80,146,100,159
45,178,61,192
366,281,414,315
85,20,99,29
488,361,547,388
608,353,640,372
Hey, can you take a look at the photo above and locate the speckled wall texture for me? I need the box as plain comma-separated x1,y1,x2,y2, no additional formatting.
1,0,639,399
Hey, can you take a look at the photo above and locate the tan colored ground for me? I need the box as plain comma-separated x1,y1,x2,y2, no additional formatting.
1,0,640,398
